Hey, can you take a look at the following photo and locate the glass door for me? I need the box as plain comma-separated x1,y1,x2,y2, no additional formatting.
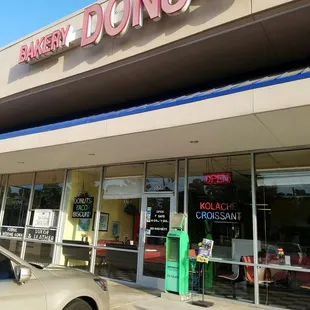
137,193,175,289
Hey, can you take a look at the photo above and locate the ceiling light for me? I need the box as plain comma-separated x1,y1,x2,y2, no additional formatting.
88,153,95,156
18,161,24,164
190,140,199,144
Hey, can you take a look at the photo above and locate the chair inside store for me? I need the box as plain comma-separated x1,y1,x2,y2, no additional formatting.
242,256,273,305
217,259,244,299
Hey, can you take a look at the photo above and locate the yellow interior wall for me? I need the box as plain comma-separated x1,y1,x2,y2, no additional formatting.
59,170,140,267
60,170,99,266
98,199,139,242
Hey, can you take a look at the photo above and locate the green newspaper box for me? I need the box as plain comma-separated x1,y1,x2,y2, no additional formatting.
165,214,189,295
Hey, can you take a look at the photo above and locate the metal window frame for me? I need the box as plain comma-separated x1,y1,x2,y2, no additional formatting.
184,158,189,232
0,175,9,227
20,172,36,259
90,166,104,273
251,153,259,305
52,169,68,263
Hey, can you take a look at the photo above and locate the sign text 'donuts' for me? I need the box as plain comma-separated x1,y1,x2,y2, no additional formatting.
18,0,191,64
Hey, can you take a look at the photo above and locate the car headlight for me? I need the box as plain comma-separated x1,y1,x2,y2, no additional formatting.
94,278,108,291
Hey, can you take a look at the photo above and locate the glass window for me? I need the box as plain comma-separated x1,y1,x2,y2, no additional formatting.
190,261,254,303
2,173,33,234
95,195,140,281
105,164,143,178
146,161,176,192
0,240,22,257
256,150,310,269
0,253,15,280
25,171,65,244
95,164,142,282
24,242,54,266
62,168,101,246
188,155,252,262
59,244,91,271
257,267,310,308
178,160,185,213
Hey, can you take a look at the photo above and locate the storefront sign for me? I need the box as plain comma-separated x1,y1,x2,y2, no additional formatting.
196,201,242,222
18,0,191,64
26,228,56,242
33,209,53,228
72,196,94,218
0,227,24,238
19,25,74,64
204,172,232,185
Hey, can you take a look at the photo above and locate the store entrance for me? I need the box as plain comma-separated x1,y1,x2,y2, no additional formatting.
137,193,175,289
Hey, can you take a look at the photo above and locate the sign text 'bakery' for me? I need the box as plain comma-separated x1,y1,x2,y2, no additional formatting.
18,0,191,64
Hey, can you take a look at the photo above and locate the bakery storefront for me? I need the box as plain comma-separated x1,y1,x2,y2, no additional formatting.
0,0,310,309
0,150,310,309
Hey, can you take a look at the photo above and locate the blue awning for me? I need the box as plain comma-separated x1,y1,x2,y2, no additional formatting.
1,66,310,141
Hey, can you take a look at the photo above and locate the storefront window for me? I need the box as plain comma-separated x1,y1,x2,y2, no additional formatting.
0,239,22,256
188,155,252,262
191,261,254,303
60,244,91,271
145,161,176,192
95,164,143,282
256,150,310,304
1,173,33,238
257,267,310,309
178,160,185,213
61,168,101,246
24,242,54,265
26,171,65,244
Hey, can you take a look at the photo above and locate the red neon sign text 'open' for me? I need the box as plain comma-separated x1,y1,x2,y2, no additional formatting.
204,172,232,185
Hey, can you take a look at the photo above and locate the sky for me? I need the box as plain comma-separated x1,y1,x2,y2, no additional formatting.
0,1,95,48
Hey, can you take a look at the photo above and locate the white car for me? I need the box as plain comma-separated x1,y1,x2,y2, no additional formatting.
0,246,109,310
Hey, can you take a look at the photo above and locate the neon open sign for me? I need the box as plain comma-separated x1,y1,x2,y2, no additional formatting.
204,172,232,185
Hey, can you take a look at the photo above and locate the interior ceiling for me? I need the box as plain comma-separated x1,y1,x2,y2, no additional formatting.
1,4,310,133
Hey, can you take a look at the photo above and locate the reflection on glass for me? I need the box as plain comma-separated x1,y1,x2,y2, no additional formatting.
2,173,33,227
257,268,310,308
97,198,141,245
256,151,310,269
178,160,185,213
95,248,138,282
146,161,175,192
143,237,166,278
192,261,254,303
58,244,91,271
24,242,54,265
62,168,100,245
95,170,142,282
0,239,22,256
29,170,65,229
188,155,252,261
104,164,143,178
167,238,179,261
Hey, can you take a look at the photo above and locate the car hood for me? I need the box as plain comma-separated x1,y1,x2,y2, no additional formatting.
32,264,94,279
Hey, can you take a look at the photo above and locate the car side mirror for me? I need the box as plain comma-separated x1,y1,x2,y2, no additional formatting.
14,265,32,284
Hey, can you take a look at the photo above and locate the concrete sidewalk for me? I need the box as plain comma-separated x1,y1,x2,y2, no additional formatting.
108,280,266,310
